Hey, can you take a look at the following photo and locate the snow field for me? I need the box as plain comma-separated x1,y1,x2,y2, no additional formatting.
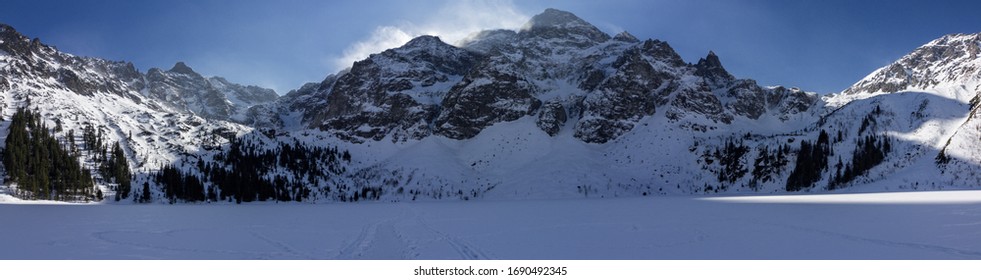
2,191,980,259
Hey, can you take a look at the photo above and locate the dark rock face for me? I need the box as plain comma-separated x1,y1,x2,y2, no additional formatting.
768,86,817,119
724,79,768,119
436,70,541,139
0,24,37,57
536,101,567,136
574,43,668,143
146,64,232,120
285,8,820,143
169,62,196,75
670,86,730,123
695,51,735,86
638,39,687,68
844,33,981,95
307,36,482,142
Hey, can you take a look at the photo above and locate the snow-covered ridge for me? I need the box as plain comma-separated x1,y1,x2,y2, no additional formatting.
839,32,981,104
279,8,821,144
3,9,981,204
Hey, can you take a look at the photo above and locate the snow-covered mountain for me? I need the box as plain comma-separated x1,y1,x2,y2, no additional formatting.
2,9,981,204
146,62,278,123
820,32,981,189
839,33,981,102
273,8,818,144
0,23,278,201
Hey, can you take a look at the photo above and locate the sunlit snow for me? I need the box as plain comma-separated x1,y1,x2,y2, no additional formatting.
2,191,980,259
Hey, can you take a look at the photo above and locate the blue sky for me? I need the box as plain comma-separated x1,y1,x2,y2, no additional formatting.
2,0,980,94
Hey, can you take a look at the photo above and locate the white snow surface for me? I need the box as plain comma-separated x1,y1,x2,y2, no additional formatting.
2,192,980,259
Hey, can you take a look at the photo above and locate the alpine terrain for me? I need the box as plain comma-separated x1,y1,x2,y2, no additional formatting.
1,8,980,204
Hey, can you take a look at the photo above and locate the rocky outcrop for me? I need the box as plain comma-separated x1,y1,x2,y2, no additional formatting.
142,62,276,123
574,41,676,142
286,8,820,143
695,51,734,87
843,33,981,97
306,36,482,142
536,101,567,136
435,69,541,139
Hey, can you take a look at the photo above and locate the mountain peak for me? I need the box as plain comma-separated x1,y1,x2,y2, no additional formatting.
402,35,447,49
169,62,197,75
925,32,981,48
700,51,721,66
0,23,17,36
520,8,610,43
525,8,587,29
695,50,734,85
0,23,40,56
842,32,981,98
613,31,639,43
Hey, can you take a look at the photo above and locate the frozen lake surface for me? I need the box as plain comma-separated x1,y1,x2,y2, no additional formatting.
2,190,981,259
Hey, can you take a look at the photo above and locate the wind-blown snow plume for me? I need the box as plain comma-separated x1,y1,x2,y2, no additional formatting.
332,0,529,71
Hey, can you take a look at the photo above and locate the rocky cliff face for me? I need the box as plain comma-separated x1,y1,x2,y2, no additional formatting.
0,23,258,182
0,24,277,125
284,8,819,144
842,33,981,100
6,11,981,202
298,36,481,142
146,62,278,123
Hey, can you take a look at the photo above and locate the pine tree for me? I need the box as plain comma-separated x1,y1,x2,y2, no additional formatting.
2,108,94,201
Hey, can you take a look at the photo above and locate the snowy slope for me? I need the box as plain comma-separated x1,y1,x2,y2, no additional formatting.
304,25,981,200
0,23,258,201
818,32,981,190
3,10,981,204
3,191,981,259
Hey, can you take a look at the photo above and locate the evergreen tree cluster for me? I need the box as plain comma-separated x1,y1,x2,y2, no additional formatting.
101,142,132,201
857,105,882,135
714,139,749,184
2,108,96,201
749,143,791,189
786,130,833,191
830,134,891,189
80,123,132,201
155,164,205,203
153,138,349,203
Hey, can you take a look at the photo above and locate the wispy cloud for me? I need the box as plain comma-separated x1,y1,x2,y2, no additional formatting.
331,0,530,71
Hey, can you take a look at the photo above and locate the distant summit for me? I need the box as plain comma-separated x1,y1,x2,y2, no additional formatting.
519,8,611,44
169,62,197,75
842,32,981,101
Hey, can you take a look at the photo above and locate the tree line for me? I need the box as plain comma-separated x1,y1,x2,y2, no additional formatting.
153,137,350,203
2,108,96,201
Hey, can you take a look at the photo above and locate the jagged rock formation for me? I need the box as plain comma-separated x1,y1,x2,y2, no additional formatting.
296,36,481,142
5,10,981,203
284,8,817,143
843,33,981,97
146,62,278,123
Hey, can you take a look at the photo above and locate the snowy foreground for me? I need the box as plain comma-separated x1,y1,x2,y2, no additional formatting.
2,190,981,260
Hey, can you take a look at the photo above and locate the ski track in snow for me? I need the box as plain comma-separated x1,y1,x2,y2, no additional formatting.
249,231,317,259
408,206,495,260
335,219,383,259
3,194,981,260
332,206,494,259
335,214,415,259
